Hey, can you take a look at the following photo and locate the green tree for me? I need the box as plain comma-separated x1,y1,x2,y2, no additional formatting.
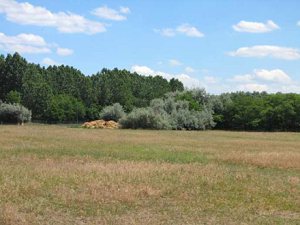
6,90,21,104
21,65,53,120
45,94,85,123
1,53,28,100
170,78,184,92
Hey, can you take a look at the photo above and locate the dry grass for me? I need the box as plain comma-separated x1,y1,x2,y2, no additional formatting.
0,124,299,224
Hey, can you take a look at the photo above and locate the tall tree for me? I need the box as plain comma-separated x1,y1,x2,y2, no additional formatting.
1,53,28,100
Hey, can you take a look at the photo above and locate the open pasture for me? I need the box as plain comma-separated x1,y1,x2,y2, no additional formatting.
0,125,299,224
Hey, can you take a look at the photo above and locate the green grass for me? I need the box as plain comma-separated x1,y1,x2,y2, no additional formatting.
0,124,299,224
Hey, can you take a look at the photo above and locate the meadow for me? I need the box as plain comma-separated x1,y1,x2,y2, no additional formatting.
0,124,299,225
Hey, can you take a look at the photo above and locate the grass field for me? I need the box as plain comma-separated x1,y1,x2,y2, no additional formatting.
0,124,299,225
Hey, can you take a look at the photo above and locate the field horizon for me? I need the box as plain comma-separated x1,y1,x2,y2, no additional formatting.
0,124,299,224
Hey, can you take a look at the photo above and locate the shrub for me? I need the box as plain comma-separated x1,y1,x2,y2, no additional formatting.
120,107,171,129
121,94,216,130
0,103,31,124
99,103,125,122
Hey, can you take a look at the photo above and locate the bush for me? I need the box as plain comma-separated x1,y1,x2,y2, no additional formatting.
120,107,171,129
99,103,125,122
0,103,31,124
120,93,216,130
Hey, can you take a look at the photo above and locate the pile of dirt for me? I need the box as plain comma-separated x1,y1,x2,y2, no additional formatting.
82,120,119,129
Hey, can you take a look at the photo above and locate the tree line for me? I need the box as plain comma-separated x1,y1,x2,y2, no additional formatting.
0,52,183,123
213,92,300,131
1,52,300,131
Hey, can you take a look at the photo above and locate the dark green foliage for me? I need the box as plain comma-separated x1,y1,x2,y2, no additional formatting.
6,90,21,104
45,94,85,123
0,53,27,100
176,91,202,111
92,68,180,110
85,104,102,121
170,78,184,92
22,66,53,120
1,52,300,131
0,52,181,123
214,92,300,131
0,102,31,124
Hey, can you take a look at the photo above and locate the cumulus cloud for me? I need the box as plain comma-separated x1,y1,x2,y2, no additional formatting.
176,23,204,37
56,47,73,56
92,6,130,21
229,69,296,92
231,74,254,83
42,57,60,66
229,45,300,60
168,59,182,66
120,7,130,14
238,83,268,92
131,65,156,76
231,69,292,84
0,32,51,54
131,65,202,88
154,28,176,37
132,66,299,93
204,76,218,84
255,69,291,83
233,20,279,33
155,24,204,38
0,0,106,34
185,66,196,73
0,32,73,56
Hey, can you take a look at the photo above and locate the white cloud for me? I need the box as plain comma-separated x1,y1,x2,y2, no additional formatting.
229,69,295,93
255,69,291,83
120,7,130,14
92,6,130,21
132,66,299,94
42,57,60,66
0,32,51,54
233,20,279,33
176,74,202,88
231,69,292,84
231,74,254,83
131,65,156,76
155,24,204,38
0,32,73,56
204,76,218,84
154,28,176,37
0,0,106,34
168,59,182,66
56,47,73,56
229,45,300,60
185,66,196,73
297,21,300,26
176,23,204,37
238,83,268,92
131,65,202,88
280,84,300,93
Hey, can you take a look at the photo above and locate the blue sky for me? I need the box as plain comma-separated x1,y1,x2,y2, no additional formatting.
0,0,300,93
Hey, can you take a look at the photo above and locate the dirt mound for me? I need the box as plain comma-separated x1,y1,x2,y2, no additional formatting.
82,120,119,129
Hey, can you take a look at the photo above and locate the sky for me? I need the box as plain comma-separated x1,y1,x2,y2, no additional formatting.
0,0,300,93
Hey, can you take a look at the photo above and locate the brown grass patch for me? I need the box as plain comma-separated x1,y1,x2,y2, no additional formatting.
220,151,300,169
